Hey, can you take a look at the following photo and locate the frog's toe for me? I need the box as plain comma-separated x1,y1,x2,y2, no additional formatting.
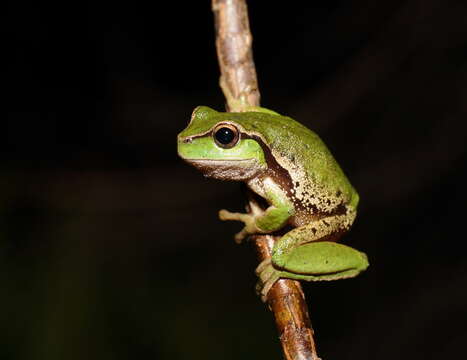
219,209,238,221
254,279,263,296
234,228,250,244
259,271,281,302
257,263,276,283
255,265,273,295
247,199,265,217
255,258,272,275
255,262,282,302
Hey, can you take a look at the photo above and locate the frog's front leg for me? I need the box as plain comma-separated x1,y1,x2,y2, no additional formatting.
256,213,369,301
219,179,293,243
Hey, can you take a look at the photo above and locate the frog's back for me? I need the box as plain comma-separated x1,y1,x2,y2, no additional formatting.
230,111,359,211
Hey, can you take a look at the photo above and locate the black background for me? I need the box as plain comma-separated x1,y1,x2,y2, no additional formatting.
3,1,467,359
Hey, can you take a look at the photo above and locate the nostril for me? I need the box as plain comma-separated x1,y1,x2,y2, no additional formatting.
183,137,193,144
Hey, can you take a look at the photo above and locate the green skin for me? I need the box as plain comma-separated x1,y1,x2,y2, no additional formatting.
177,106,369,301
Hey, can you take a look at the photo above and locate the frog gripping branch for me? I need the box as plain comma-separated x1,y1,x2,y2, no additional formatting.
179,1,369,359
178,106,369,301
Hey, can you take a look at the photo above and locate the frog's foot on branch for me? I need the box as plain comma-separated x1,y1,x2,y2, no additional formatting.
219,209,261,243
255,258,282,302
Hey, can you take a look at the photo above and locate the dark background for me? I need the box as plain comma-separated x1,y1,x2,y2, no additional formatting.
3,1,467,359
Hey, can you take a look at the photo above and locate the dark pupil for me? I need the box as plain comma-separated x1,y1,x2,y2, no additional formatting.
215,127,235,145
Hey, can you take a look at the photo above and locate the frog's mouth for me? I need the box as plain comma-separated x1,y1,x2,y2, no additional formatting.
183,158,264,181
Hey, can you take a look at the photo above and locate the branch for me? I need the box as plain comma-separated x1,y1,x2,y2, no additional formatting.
212,0,259,111
211,1,321,359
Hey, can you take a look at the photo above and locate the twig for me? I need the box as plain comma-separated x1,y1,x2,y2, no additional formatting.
211,1,321,359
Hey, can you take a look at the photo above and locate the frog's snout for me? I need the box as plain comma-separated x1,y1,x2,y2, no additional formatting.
177,134,193,144
177,135,194,160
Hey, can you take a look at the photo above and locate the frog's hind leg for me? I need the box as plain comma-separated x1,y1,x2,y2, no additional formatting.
256,241,368,301
278,241,369,277
271,212,368,276
255,212,368,301
271,212,356,268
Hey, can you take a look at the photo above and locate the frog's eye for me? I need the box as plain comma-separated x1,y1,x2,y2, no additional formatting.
213,123,239,149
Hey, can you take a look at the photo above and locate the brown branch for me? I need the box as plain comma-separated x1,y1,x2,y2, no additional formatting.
211,1,321,359
212,0,260,111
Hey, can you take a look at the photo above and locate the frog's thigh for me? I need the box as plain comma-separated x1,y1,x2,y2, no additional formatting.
272,213,353,261
282,241,369,276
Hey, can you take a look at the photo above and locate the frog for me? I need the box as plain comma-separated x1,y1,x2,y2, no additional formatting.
177,105,369,301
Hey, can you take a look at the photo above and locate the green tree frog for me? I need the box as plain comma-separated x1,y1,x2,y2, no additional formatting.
177,106,369,300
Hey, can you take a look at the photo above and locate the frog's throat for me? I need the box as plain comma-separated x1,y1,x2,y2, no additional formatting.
184,158,265,181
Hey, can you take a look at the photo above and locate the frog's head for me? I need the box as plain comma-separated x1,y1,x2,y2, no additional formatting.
177,106,267,180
